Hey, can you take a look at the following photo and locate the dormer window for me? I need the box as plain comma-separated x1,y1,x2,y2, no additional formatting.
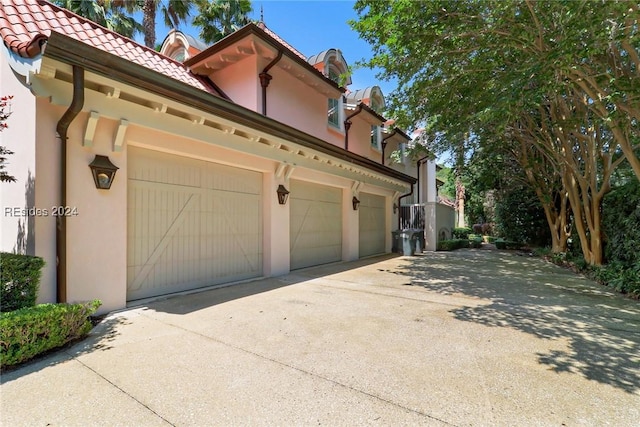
370,95,384,150
327,68,342,129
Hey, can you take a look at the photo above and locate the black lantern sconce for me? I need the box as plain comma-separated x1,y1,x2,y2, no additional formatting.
393,203,398,214
352,196,360,211
277,184,290,205
88,155,119,190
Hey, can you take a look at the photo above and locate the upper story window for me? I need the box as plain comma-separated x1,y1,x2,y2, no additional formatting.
328,68,341,129
370,96,383,150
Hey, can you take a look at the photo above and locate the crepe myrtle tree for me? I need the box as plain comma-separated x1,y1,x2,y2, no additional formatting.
350,0,640,265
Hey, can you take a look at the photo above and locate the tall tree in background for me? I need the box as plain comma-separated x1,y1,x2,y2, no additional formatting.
193,0,252,44
142,0,194,48
53,0,142,38
350,0,639,265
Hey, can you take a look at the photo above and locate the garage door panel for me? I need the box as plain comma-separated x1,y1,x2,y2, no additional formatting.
127,148,262,301
290,180,342,270
359,192,386,258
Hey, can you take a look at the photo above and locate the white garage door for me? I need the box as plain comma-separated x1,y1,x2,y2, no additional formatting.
290,180,342,270
359,192,386,258
127,147,262,300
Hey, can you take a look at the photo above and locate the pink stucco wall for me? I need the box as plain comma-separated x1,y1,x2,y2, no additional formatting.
210,55,260,111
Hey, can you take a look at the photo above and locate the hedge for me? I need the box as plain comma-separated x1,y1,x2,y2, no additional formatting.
452,227,472,239
0,300,101,368
1,252,45,312
437,239,470,251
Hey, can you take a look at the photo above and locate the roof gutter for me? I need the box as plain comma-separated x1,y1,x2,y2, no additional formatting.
54,65,84,303
415,155,431,204
259,50,283,115
42,33,414,185
343,104,363,151
381,128,398,165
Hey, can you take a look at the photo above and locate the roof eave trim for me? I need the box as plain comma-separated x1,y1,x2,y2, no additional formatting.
42,32,415,185
3,43,43,82
185,24,346,94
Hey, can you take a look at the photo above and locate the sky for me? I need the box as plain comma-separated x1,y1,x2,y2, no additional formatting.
151,0,396,97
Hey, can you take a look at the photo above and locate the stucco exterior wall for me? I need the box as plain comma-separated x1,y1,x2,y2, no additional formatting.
65,113,127,313
33,100,62,304
266,65,342,144
210,55,260,111
1,48,38,257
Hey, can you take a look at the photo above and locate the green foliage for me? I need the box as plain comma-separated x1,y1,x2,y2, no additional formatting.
469,236,483,249
495,239,525,251
452,227,472,239
1,95,16,183
1,253,45,312
0,300,101,368
593,262,640,299
193,0,252,44
53,0,142,38
437,239,470,251
603,179,640,267
436,166,455,199
494,184,550,246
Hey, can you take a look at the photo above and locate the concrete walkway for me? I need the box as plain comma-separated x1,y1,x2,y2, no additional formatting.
2,249,639,426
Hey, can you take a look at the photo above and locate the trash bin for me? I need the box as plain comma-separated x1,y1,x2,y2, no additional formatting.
391,230,401,253
400,230,417,256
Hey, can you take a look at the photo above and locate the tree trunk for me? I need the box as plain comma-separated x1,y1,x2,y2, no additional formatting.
143,0,156,48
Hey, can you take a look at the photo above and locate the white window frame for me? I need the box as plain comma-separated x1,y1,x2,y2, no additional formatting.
327,67,343,131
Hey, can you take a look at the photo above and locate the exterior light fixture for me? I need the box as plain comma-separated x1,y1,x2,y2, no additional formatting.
277,184,289,205
393,203,398,214
352,196,360,211
88,155,119,190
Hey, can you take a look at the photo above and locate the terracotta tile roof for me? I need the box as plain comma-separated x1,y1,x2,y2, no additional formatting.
0,0,213,92
256,21,307,61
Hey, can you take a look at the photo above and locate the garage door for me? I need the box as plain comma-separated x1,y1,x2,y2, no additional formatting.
290,180,342,270
359,192,386,257
127,147,262,300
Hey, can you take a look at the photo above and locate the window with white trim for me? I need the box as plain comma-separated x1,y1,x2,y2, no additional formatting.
327,68,341,129
370,97,382,150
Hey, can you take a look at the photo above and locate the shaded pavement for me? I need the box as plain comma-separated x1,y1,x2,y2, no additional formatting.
2,249,639,426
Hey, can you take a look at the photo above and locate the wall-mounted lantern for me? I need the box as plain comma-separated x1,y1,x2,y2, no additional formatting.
88,155,119,190
352,196,360,211
393,203,398,214
277,184,290,205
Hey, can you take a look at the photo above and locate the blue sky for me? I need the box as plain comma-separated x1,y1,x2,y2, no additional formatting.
150,0,396,97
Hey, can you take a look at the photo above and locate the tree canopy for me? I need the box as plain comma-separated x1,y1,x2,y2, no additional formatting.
351,0,640,265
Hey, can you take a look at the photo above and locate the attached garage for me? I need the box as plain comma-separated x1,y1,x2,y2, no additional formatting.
358,192,386,258
289,180,342,270
127,147,263,300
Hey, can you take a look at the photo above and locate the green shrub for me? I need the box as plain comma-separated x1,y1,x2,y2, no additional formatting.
437,239,470,251
495,239,524,250
0,300,101,368
593,262,640,298
452,227,472,239
1,252,45,312
603,179,640,268
469,236,483,248
483,236,496,243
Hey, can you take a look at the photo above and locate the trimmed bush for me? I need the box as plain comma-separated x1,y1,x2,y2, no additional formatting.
0,300,101,368
437,239,470,251
452,227,472,239
495,239,525,250
469,236,483,248
1,252,45,312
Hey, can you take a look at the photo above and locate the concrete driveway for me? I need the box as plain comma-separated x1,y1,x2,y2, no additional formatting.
2,249,639,426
